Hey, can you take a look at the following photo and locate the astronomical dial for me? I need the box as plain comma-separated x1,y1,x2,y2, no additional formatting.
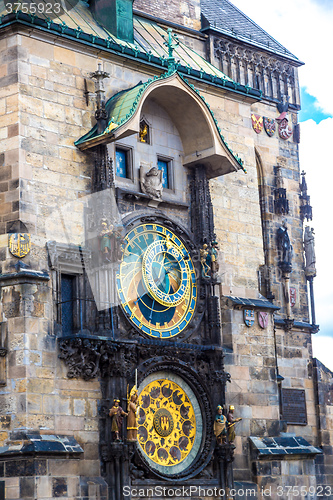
137,373,203,476
117,224,197,338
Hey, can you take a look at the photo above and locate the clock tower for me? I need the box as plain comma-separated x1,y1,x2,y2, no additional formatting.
69,68,246,494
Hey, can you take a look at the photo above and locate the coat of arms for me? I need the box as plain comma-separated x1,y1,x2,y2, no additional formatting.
251,114,263,134
278,117,292,140
290,287,296,307
263,117,276,137
8,233,31,258
258,311,269,329
244,309,255,327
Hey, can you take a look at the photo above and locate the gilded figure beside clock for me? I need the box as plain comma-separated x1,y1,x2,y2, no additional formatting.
116,223,197,338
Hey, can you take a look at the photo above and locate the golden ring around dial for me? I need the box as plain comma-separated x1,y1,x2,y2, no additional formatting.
142,240,191,307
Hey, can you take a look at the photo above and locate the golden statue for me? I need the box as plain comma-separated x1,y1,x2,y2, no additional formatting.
139,123,148,143
227,405,242,443
127,385,139,442
213,405,227,445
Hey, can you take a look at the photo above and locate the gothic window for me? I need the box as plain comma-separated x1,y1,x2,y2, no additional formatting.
157,157,171,189
115,148,129,178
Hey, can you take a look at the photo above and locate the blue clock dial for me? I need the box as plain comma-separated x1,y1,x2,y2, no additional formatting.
117,224,197,338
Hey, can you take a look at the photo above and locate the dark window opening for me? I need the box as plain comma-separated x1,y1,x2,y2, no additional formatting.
61,274,75,335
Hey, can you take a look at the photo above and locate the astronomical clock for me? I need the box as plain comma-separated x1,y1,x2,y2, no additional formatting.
113,216,214,479
117,223,197,339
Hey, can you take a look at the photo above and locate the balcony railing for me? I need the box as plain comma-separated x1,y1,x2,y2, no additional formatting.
58,298,116,338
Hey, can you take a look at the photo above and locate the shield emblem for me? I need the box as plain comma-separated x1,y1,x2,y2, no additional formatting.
251,114,263,134
278,118,292,140
263,117,276,137
8,233,31,258
244,309,255,327
258,311,269,329
290,287,296,307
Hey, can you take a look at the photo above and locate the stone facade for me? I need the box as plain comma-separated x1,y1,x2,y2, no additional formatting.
0,1,331,499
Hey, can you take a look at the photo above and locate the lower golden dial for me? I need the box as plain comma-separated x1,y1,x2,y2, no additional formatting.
137,378,196,467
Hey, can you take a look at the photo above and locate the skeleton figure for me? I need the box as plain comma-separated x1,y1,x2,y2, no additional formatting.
200,244,211,278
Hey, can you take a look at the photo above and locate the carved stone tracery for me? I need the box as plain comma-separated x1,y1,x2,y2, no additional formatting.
213,38,298,104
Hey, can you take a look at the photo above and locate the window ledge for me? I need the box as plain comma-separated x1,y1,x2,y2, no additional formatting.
115,187,189,209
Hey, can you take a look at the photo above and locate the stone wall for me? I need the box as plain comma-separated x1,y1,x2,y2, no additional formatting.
252,458,317,500
0,35,20,235
313,359,333,488
133,0,201,30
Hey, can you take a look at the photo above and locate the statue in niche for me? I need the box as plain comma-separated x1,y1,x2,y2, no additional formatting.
200,244,211,278
140,166,163,200
139,120,149,143
214,405,227,445
99,217,114,262
109,398,128,442
304,226,316,277
210,241,220,277
227,405,242,443
127,386,139,442
277,220,293,268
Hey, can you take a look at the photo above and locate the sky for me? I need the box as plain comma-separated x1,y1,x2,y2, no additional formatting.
230,0,333,370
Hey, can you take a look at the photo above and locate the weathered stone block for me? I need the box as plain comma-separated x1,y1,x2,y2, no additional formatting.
52,477,67,497
19,477,34,498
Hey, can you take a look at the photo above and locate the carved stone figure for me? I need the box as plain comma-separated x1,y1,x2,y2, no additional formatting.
109,398,128,442
227,405,242,443
99,218,114,262
127,386,139,442
211,241,219,276
200,244,211,278
277,220,293,269
304,226,316,277
140,166,163,199
139,122,148,143
213,405,227,445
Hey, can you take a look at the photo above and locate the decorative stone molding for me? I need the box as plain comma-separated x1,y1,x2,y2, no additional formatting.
213,38,298,106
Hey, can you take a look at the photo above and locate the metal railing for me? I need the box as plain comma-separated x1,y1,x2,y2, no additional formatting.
58,298,115,338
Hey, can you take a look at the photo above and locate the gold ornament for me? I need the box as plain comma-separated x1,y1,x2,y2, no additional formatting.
137,379,196,466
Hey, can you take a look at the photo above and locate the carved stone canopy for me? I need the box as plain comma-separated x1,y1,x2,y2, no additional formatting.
76,72,244,179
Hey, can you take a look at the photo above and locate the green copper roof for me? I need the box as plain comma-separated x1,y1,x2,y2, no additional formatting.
75,71,246,172
76,81,146,145
0,2,261,99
